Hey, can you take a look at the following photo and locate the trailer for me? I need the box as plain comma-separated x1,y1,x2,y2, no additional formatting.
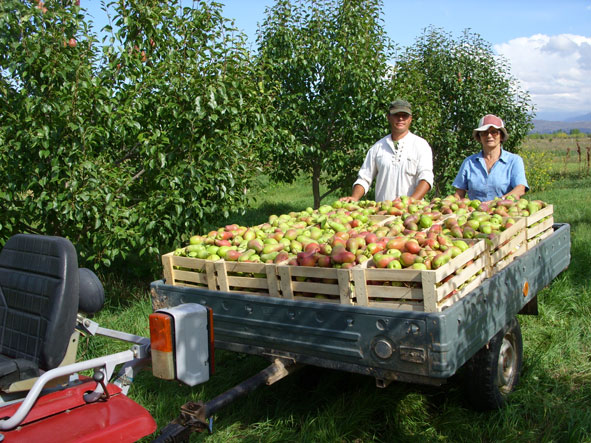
150,222,570,438
0,222,570,441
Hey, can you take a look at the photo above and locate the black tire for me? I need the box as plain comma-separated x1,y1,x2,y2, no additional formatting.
464,317,523,410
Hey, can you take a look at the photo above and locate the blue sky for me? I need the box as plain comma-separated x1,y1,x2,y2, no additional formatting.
85,0,591,120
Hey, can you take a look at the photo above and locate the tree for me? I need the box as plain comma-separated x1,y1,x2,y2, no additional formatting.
390,27,535,196
257,0,394,208
0,0,274,269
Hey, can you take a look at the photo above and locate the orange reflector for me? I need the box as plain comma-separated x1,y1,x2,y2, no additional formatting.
149,312,174,352
149,312,176,380
522,281,529,297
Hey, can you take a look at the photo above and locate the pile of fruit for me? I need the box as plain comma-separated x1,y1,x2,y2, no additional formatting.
173,194,549,272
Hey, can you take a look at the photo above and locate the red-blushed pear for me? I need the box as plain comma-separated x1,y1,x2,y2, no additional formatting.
333,230,350,241
297,251,318,267
429,224,443,234
340,262,356,269
386,236,407,251
432,249,453,269
400,252,417,267
319,243,332,255
364,232,378,245
243,229,257,241
263,243,284,255
284,228,299,240
404,239,421,254
331,246,356,264
437,234,453,251
225,224,239,231
366,242,385,255
274,251,290,264
225,249,241,261
304,242,321,253
373,253,397,269
350,219,361,228
346,237,361,254
450,225,463,238
247,238,264,253
287,258,299,266
216,230,233,240
316,254,332,267
331,235,347,248
214,239,232,247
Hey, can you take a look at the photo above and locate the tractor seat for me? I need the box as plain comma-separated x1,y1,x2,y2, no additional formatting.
0,234,80,390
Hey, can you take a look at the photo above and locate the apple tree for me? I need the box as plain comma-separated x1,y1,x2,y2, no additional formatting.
0,0,275,269
389,27,535,196
256,0,395,208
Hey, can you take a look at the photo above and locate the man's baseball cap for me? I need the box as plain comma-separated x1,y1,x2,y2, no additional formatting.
388,99,412,115
472,114,508,141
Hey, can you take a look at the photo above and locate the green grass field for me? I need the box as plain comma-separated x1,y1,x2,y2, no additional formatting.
83,136,591,442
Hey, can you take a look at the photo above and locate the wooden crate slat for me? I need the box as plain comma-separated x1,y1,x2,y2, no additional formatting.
351,268,369,306
337,269,355,305
365,284,424,300
490,229,526,265
276,264,353,302
165,254,218,288
363,267,423,282
365,300,425,311
527,228,554,249
527,217,553,240
527,204,553,225
172,269,210,285
215,261,280,297
277,265,295,299
162,252,174,285
434,254,488,300
436,271,488,311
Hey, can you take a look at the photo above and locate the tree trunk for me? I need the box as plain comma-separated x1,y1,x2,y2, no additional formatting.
312,164,321,209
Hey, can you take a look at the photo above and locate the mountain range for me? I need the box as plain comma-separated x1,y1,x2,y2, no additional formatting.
531,112,591,134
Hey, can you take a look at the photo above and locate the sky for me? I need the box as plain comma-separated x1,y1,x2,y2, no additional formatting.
84,0,591,121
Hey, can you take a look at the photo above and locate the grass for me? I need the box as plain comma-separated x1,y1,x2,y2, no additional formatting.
81,136,591,442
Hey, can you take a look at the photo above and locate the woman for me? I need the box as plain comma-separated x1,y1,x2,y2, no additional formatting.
453,114,528,202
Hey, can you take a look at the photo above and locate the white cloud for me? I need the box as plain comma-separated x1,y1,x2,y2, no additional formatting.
494,34,591,118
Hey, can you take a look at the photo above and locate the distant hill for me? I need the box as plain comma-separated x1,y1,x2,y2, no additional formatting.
531,119,591,134
564,112,591,123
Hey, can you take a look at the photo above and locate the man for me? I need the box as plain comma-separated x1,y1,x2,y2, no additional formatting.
341,99,433,202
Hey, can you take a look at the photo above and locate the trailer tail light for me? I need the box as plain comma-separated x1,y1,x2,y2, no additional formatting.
149,303,214,386
149,312,176,380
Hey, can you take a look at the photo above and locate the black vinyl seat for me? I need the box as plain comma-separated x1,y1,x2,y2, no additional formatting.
0,234,79,389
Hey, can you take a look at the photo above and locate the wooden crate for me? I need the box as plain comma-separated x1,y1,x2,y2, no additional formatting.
350,239,489,312
486,217,527,274
525,204,554,249
162,252,218,289
276,265,354,304
214,261,281,297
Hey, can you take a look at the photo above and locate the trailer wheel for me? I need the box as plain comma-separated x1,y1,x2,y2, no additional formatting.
465,317,523,410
